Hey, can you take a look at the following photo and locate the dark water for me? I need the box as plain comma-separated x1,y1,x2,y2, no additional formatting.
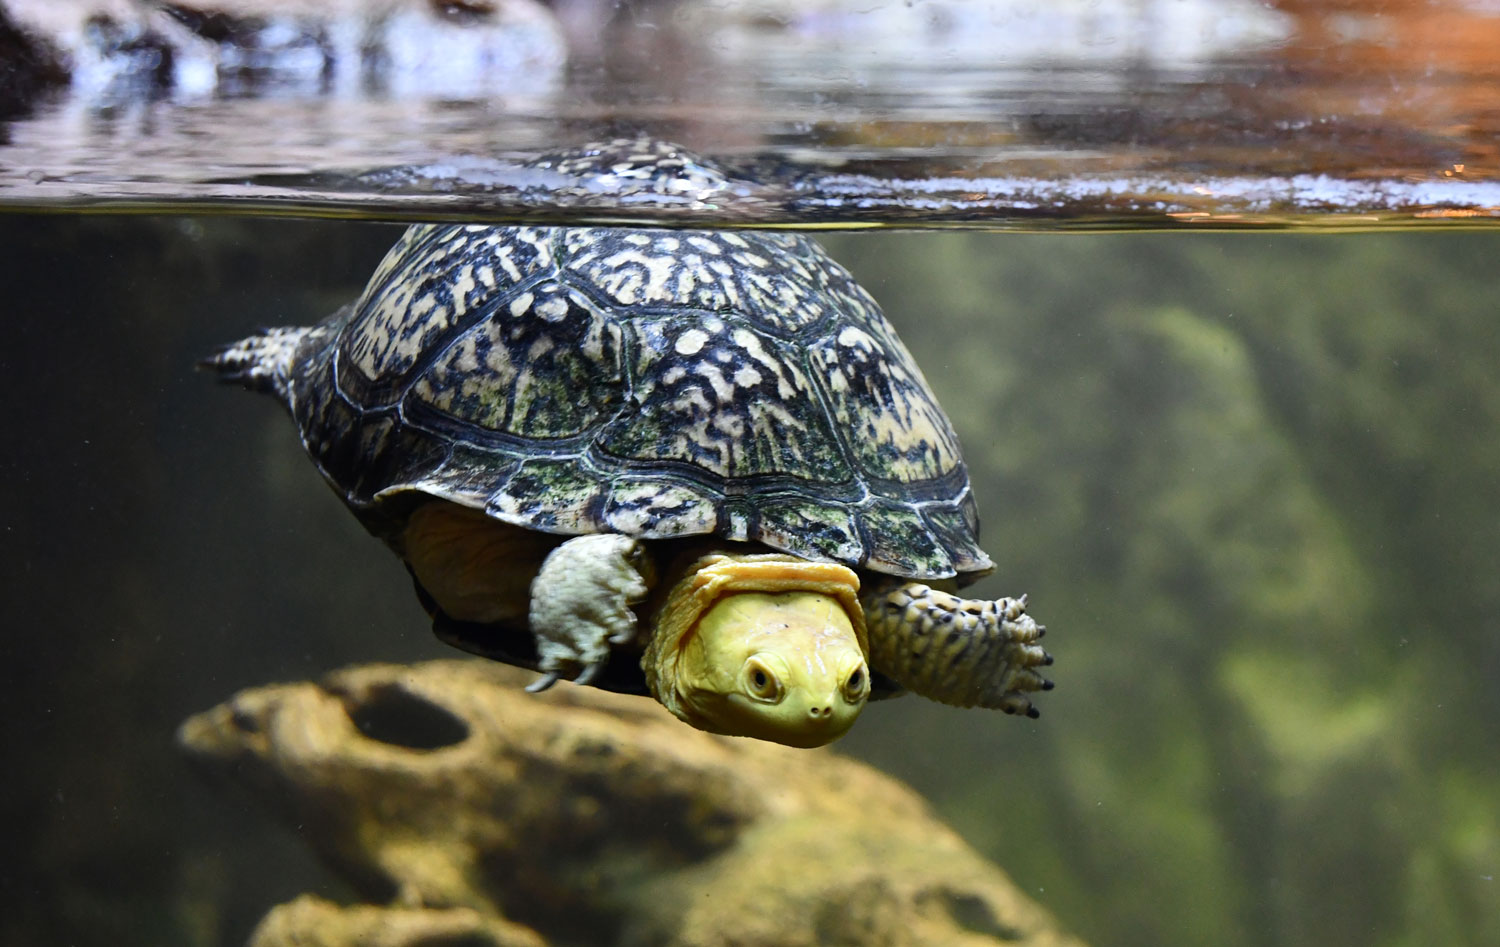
3,214,1497,947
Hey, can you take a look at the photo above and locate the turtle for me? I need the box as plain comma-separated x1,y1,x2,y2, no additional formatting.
206,222,1052,747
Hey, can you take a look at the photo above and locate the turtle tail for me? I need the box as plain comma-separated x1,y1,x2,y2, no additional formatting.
199,326,316,403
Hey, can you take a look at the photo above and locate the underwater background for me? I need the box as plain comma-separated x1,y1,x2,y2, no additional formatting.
2,215,1497,946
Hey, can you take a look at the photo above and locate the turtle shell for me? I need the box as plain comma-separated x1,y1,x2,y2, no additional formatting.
286,225,992,580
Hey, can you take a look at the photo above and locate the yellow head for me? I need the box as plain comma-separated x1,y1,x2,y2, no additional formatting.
675,590,869,747
644,554,872,748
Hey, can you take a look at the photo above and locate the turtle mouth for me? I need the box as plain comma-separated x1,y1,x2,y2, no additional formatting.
703,691,858,748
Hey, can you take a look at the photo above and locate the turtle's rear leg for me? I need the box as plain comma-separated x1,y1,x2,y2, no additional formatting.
862,582,1052,715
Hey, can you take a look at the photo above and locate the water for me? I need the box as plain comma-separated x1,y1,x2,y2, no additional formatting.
3,0,1498,229
4,1,1499,945
6,213,1497,947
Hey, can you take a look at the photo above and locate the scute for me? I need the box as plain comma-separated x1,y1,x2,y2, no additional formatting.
601,477,720,536
303,223,990,580
377,444,520,512
598,312,848,481
922,497,993,575
562,228,835,333
752,496,865,566
858,502,954,577
487,458,607,534
809,314,962,484
563,228,738,312
341,227,555,391
727,230,846,332
407,282,623,439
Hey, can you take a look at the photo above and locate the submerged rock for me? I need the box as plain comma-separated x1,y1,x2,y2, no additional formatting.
248,896,546,947
179,659,1083,947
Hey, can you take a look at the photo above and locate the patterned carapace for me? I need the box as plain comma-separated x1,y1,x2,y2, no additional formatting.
283,224,991,580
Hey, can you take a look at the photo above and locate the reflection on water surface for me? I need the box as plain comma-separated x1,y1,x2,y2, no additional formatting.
1,0,1498,227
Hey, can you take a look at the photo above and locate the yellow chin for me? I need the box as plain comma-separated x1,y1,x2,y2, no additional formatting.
675,591,870,748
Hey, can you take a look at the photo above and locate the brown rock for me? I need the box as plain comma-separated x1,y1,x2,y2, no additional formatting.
180,660,1084,947
248,895,547,947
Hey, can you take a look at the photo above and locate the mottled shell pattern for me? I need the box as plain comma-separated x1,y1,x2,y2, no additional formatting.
286,224,992,580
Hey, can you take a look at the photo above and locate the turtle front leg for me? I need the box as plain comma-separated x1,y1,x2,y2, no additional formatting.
527,534,650,692
862,581,1052,716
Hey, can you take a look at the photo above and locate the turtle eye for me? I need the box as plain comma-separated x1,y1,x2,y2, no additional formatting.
743,658,784,703
842,664,869,703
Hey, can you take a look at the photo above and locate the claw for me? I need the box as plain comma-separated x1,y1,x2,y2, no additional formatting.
573,661,605,688
525,672,561,694
997,691,1037,716
1013,667,1052,693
